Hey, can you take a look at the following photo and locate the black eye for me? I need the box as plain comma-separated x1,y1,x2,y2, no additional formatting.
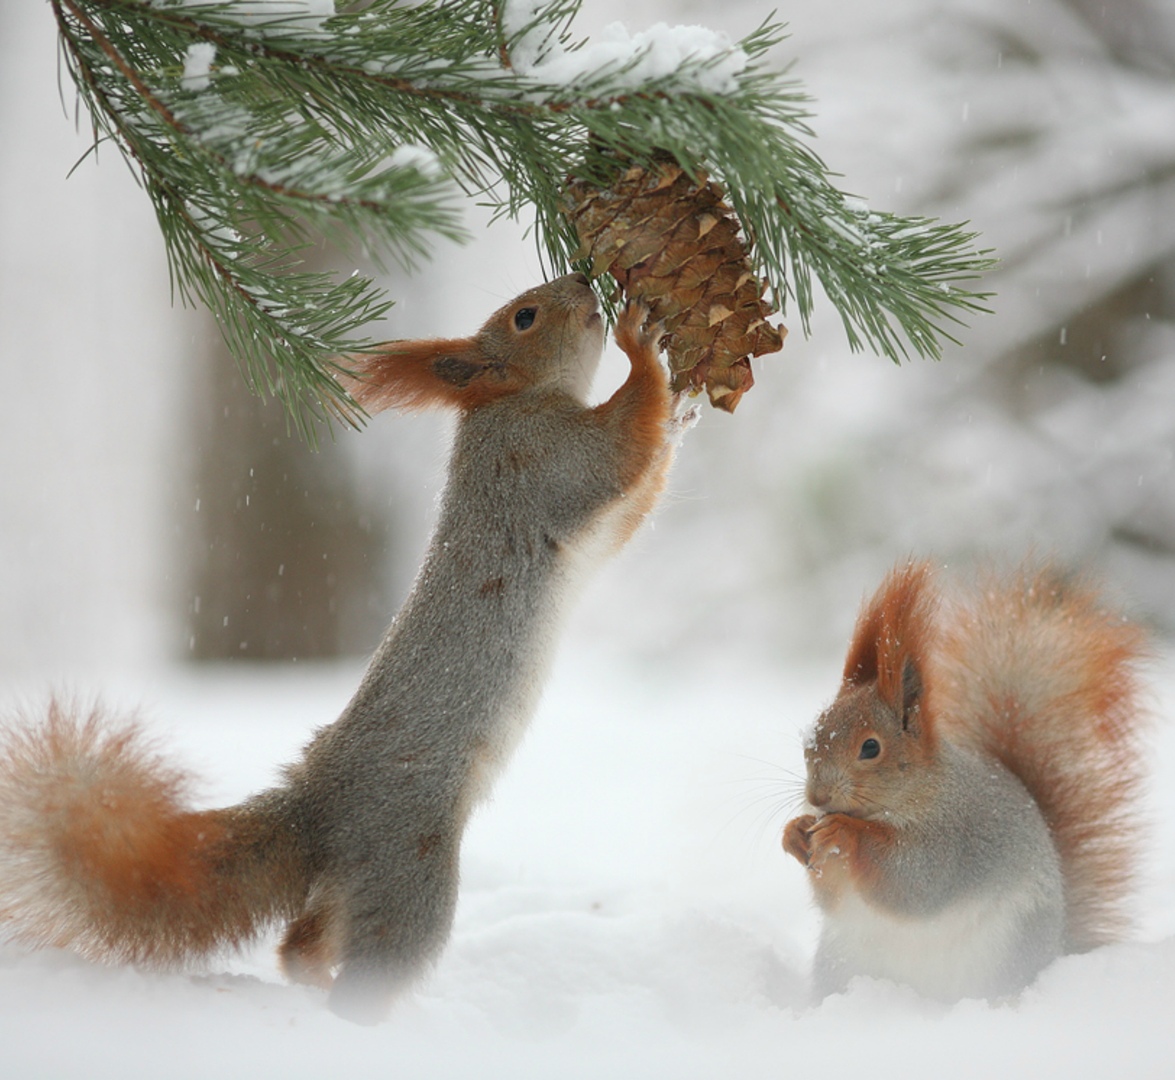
514,307,536,331
859,738,881,760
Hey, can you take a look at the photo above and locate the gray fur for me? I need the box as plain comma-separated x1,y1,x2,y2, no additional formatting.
812,742,1065,1001
281,389,631,1019
0,276,671,1025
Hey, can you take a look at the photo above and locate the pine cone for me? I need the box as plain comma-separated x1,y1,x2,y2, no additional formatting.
565,159,785,412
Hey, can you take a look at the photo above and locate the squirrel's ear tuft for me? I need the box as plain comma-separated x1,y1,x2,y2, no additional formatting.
338,339,521,413
842,561,937,735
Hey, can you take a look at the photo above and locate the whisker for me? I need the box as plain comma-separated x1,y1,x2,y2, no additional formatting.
704,766,815,856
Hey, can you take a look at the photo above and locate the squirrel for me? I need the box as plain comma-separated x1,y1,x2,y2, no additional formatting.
0,273,684,1024
782,560,1150,1002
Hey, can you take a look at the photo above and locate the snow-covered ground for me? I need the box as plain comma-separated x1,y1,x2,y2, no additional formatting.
2,644,1173,1078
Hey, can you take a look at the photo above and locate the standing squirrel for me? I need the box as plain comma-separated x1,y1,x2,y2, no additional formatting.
783,561,1150,1002
0,273,682,1023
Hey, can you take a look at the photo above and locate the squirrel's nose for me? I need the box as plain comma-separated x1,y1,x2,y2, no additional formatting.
807,784,831,811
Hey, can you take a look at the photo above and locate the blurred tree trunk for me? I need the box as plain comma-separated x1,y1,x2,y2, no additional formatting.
180,316,391,661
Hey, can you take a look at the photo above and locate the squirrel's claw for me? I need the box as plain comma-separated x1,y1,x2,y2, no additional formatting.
783,814,818,866
614,299,665,355
668,395,701,442
805,813,858,877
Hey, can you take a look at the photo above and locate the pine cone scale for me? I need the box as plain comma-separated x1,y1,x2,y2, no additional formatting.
565,159,785,412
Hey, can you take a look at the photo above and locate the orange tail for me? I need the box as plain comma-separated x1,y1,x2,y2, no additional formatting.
0,700,307,967
937,566,1151,949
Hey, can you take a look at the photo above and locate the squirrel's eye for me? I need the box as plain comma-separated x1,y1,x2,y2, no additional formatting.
859,738,881,760
514,307,537,331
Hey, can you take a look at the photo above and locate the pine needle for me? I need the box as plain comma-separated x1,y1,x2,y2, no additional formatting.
51,0,994,438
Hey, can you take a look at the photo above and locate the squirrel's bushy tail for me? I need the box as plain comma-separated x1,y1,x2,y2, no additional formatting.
0,699,309,967
937,566,1150,951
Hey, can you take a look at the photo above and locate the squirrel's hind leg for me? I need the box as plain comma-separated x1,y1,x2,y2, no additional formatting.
278,890,342,991
326,833,461,1025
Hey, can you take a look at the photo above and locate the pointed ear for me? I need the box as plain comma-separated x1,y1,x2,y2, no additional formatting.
337,338,523,413
900,654,923,733
841,561,937,740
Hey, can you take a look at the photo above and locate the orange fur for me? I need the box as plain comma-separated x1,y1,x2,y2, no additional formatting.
782,813,817,866
805,813,899,911
0,700,305,967
841,562,938,739
785,559,1152,1001
588,304,673,546
936,566,1150,949
279,904,339,989
0,277,678,1017
340,337,528,414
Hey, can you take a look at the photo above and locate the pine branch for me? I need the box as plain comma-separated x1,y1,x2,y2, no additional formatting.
51,0,994,434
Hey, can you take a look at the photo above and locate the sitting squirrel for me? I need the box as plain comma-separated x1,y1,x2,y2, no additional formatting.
0,273,682,1023
783,561,1150,1002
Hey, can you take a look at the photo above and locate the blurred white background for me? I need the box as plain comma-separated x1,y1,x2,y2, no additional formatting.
3,0,1174,682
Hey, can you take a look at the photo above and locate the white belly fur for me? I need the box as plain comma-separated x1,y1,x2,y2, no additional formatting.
820,884,1045,1001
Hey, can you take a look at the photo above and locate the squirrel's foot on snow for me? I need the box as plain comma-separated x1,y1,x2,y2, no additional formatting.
327,967,400,1026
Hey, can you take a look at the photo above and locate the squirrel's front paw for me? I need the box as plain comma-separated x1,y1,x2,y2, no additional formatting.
668,394,701,441
783,814,818,866
614,300,665,354
806,814,859,878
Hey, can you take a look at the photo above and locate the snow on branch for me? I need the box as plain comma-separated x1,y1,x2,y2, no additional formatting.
51,0,994,434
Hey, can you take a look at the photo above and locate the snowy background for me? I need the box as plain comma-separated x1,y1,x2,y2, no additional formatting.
3,658,1174,1078
3,0,1175,1075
